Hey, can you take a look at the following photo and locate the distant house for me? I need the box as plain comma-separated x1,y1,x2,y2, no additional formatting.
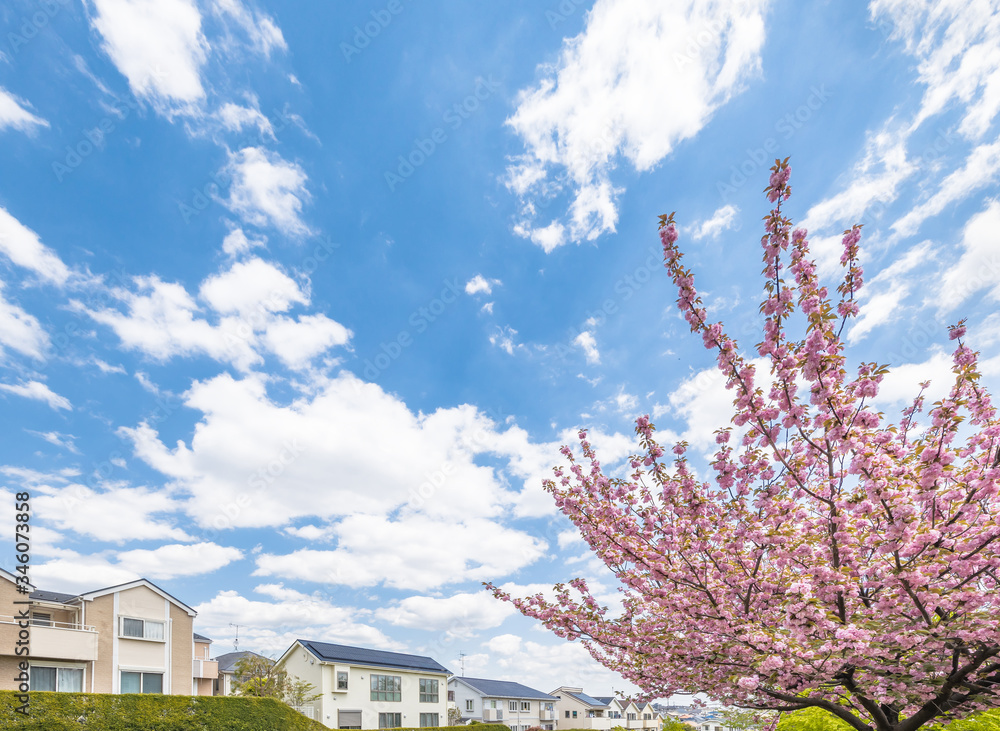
594,697,626,723
550,686,612,730
278,639,450,729
448,676,558,731
192,634,217,696
638,702,662,729
0,569,207,695
621,700,642,729
211,649,271,696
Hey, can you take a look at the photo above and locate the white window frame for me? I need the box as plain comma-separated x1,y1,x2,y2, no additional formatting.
29,662,85,692
119,616,166,642
119,669,164,694
466,699,475,712
509,701,518,712
521,701,530,711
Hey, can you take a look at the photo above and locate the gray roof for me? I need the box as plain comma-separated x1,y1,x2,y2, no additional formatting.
453,677,557,701
594,697,619,706
29,589,77,604
213,651,270,673
298,640,450,674
564,690,609,708
193,633,212,642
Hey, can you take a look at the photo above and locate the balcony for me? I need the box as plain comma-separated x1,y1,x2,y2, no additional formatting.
193,658,219,679
0,617,98,662
483,709,504,722
574,717,613,730
540,710,555,721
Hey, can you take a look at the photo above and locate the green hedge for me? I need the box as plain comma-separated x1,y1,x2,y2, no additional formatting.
0,691,327,730
375,726,510,731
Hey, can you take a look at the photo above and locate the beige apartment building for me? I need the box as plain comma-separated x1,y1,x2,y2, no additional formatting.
0,569,216,695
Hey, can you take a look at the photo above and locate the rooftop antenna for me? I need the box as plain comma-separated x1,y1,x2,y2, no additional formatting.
230,623,242,653
459,653,466,677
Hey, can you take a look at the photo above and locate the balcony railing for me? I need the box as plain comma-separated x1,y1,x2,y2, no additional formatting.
0,618,98,662
193,658,219,679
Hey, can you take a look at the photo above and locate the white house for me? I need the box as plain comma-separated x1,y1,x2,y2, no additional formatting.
449,676,558,731
278,639,450,729
550,687,612,730
594,697,626,724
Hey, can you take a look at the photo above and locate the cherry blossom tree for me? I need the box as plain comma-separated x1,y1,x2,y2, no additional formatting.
489,161,1000,731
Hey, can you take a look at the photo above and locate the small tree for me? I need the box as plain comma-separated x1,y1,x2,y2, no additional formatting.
285,676,322,709
232,654,287,699
448,706,464,725
490,161,1000,731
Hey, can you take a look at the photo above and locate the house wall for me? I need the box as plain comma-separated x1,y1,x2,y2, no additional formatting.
449,678,482,720
169,603,193,695
282,646,448,730
89,595,115,693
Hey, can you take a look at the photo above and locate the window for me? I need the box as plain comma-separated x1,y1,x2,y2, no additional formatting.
448,690,455,702
510,701,518,712
371,674,401,702
645,714,652,720
521,702,531,711
565,712,570,719
31,613,52,627
337,671,349,690
420,713,440,727
419,678,439,702
378,713,402,728
491,700,498,708
120,617,165,641
120,671,162,694
30,666,82,692
466,699,475,712
573,711,578,718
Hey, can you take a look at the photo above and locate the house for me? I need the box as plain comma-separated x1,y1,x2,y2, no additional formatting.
212,649,271,696
192,634,218,696
550,686,612,730
638,702,662,729
621,700,642,729
448,676,558,731
278,639,450,729
594,697,626,724
0,569,208,695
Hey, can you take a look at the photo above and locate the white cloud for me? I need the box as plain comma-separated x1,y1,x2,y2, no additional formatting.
89,0,209,112
194,585,398,658
215,101,274,138
573,330,600,365
691,204,739,241
848,240,935,343
222,227,266,256
210,0,287,58
116,542,243,578
199,257,306,316
891,135,1000,238
32,483,192,542
0,206,72,285
490,325,519,355
222,147,311,236
262,314,352,370
936,199,1000,313
31,556,140,594
79,260,349,372
374,592,515,636
254,515,547,591
872,0,1000,140
0,282,49,359
0,380,71,410
507,0,768,247
26,430,80,454
465,274,501,296
0,86,49,133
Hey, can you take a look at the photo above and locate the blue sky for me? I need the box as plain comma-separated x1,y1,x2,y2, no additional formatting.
2,0,1000,699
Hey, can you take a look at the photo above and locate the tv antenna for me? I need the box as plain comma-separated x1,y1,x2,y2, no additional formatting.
230,623,242,652
459,653,466,677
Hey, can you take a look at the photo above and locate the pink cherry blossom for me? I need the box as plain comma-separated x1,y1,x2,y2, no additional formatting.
488,162,1000,731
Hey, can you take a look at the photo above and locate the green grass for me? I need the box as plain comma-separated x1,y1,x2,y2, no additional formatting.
0,691,328,730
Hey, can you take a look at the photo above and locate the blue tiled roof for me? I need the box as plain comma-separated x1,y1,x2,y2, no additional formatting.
565,691,609,708
298,640,450,674
454,677,557,700
594,697,620,706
